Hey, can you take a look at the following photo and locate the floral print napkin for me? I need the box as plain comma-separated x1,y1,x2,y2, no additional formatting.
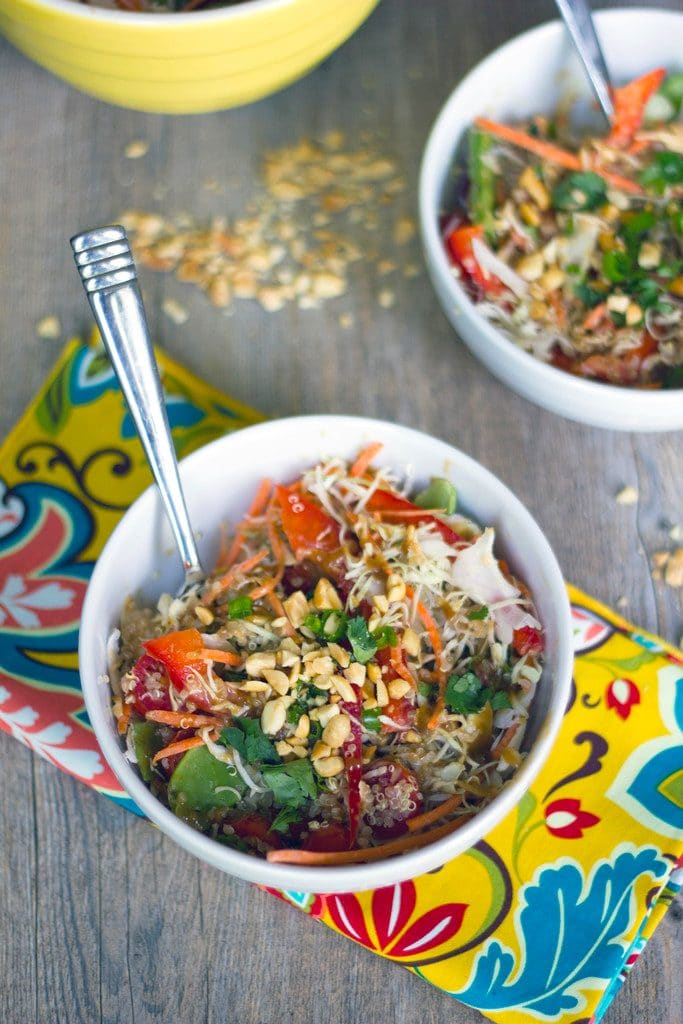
0,338,680,1024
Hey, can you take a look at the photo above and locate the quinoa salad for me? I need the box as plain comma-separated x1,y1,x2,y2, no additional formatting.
110,444,544,865
442,69,683,389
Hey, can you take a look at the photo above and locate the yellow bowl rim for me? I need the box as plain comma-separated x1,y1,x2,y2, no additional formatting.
9,0,313,28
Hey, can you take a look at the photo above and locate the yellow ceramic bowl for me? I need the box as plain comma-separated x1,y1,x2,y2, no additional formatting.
0,0,379,113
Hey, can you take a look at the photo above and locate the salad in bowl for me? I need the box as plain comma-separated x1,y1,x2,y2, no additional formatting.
80,417,572,892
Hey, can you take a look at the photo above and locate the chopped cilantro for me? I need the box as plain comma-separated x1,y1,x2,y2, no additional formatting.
262,759,317,809
372,625,398,650
346,616,377,664
620,210,656,240
552,171,606,212
219,717,281,766
574,281,605,309
445,672,511,714
286,701,307,725
417,680,435,698
467,606,489,621
602,250,632,283
270,805,303,833
639,150,683,194
663,365,683,389
227,595,253,619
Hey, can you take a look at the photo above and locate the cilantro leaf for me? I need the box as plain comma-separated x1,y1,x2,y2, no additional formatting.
445,672,486,714
270,805,303,833
262,759,317,809
346,616,377,664
552,171,606,211
219,717,281,766
574,281,605,309
491,691,512,710
372,625,398,650
639,150,683,194
417,680,435,698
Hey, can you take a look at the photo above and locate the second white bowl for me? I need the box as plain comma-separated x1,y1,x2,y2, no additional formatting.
419,7,683,432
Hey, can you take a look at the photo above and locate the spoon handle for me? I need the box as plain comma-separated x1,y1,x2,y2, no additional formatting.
554,0,614,123
70,225,203,582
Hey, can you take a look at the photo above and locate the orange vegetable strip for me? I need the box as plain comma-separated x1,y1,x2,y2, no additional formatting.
405,584,446,728
145,710,222,729
117,701,132,736
249,494,286,599
474,118,581,171
223,530,245,571
349,442,384,478
582,302,607,331
406,793,464,833
474,118,642,194
491,722,520,759
213,547,269,594
200,648,242,666
248,478,273,518
267,813,474,865
427,696,446,730
151,735,204,765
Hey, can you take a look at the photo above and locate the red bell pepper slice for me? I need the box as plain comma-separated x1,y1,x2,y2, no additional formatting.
340,685,364,848
512,625,545,658
275,485,340,562
302,822,350,853
143,628,206,689
608,68,666,148
446,224,504,295
231,813,283,850
366,488,464,547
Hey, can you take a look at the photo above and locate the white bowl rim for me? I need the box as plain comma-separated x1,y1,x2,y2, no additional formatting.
80,414,573,893
12,0,329,28
418,7,683,429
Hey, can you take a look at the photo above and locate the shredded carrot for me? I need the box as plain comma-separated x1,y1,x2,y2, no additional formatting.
491,722,520,760
266,813,474,865
200,647,241,666
389,643,414,686
116,701,132,736
248,478,273,518
223,530,245,571
213,547,269,595
582,302,608,332
406,793,464,833
152,735,204,765
145,710,222,729
349,441,384,478
249,494,286,599
475,118,643,195
547,290,567,332
475,117,581,171
427,696,445,730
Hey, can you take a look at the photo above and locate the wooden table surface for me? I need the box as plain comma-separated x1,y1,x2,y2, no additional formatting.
1,2,681,1022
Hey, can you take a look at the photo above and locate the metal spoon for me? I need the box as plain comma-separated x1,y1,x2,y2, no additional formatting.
71,225,204,596
554,0,614,124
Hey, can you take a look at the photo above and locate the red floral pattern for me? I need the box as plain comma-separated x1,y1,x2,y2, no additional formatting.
545,798,601,840
326,880,467,960
606,678,641,720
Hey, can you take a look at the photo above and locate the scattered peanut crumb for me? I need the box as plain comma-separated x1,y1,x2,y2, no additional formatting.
120,133,415,318
124,140,149,160
616,596,629,610
35,316,61,339
652,548,683,588
338,313,355,330
669,524,683,542
393,216,416,245
616,485,638,506
161,298,189,325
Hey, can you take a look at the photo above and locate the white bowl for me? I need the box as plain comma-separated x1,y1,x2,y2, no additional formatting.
419,7,683,432
80,416,572,893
